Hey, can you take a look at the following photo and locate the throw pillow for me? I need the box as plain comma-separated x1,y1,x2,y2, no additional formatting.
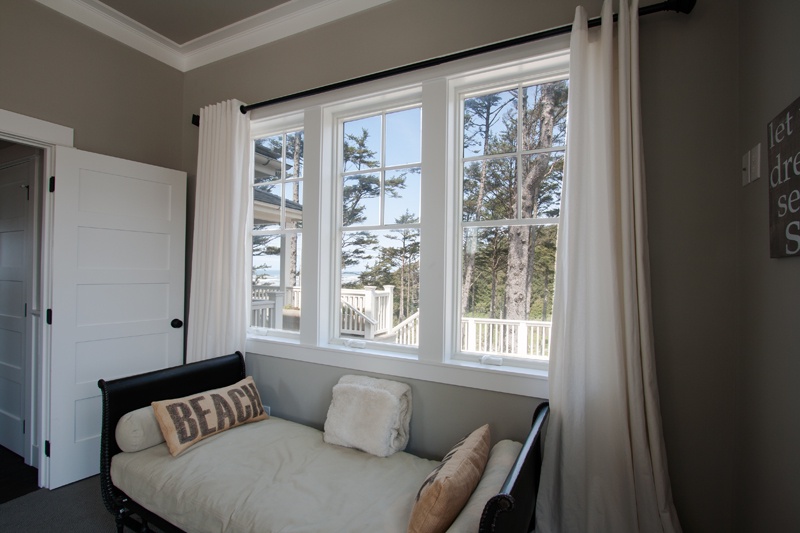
152,376,267,456
408,424,491,533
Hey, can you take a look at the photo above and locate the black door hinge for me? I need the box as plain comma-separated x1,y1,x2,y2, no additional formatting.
49,176,55,192
46,309,52,325
45,440,50,457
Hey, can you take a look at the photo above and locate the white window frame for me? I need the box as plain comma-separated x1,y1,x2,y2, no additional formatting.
451,72,568,373
330,92,422,353
246,35,570,399
249,114,306,340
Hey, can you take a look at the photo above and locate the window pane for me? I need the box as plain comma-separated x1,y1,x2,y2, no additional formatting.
522,80,568,150
343,115,381,172
252,233,303,332
286,180,303,229
384,168,420,224
343,173,380,227
285,130,304,179
253,183,282,230
460,225,555,359
255,136,283,182
463,90,517,158
520,151,563,219
341,228,420,346
462,156,517,222
385,107,421,167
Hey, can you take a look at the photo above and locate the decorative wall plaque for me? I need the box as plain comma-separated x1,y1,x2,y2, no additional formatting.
768,95,800,258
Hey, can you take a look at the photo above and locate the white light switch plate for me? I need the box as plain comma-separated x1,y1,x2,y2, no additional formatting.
742,152,750,186
750,143,761,180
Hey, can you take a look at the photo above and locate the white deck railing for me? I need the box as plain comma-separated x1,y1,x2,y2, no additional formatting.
391,312,420,346
251,285,551,358
251,285,393,338
461,317,551,358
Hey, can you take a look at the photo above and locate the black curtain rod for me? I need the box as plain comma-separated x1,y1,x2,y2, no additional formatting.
191,0,694,125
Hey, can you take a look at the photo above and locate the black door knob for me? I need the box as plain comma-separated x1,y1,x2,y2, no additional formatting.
171,319,184,328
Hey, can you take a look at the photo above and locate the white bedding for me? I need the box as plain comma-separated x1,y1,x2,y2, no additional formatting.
111,416,439,533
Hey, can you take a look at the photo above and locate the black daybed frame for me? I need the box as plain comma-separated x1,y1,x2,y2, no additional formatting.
98,353,550,533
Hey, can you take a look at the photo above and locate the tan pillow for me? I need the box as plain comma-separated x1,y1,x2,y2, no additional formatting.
408,424,491,533
152,376,268,456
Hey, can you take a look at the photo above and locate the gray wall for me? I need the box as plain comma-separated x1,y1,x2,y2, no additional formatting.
0,0,184,170
736,1,800,531
182,1,742,531
246,356,541,460
640,3,739,530
2,0,798,531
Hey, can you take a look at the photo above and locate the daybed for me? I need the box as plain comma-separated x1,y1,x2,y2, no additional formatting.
98,352,549,533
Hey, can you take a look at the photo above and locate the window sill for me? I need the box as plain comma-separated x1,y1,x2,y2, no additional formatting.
245,334,549,399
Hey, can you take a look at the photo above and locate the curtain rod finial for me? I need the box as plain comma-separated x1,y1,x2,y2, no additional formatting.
670,0,696,14
191,114,200,127
239,104,248,115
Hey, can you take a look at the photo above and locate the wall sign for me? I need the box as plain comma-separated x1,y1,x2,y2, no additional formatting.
768,95,800,258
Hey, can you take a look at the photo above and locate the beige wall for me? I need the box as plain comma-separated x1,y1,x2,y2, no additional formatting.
3,0,798,530
736,0,800,531
0,0,184,170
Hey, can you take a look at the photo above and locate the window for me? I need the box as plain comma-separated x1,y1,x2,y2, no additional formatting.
247,40,570,398
459,80,568,362
250,129,304,334
337,107,422,347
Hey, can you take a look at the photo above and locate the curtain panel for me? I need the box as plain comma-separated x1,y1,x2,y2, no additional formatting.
536,1,682,531
186,100,252,362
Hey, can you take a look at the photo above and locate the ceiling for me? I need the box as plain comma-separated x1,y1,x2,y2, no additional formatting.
35,0,391,72
99,0,293,45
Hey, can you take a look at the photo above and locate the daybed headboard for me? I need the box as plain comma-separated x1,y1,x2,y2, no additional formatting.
97,352,246,515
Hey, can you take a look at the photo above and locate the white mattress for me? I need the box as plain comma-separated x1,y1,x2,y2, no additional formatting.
111,416,440,533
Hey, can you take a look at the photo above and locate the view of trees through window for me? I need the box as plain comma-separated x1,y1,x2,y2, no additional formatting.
460,79,568,360
251,130,304,332
339,107,421,346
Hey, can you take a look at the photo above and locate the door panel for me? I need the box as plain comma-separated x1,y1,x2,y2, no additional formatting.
48,146,186,488
0,159,33,456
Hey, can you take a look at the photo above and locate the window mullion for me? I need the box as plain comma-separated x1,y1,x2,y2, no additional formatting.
299,106,326,346
417,78,449,363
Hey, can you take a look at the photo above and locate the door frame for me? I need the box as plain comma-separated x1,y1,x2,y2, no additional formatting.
0,109,73,488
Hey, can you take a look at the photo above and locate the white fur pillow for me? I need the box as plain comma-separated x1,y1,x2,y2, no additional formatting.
115,406,165,453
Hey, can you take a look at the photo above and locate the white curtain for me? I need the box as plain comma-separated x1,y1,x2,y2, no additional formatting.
536,1,681,531
186,100,253,363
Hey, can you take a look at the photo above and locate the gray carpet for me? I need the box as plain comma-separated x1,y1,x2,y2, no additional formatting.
0,475,117,531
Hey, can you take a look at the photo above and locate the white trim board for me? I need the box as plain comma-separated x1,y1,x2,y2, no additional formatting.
0,110,74,148
35,0,392,72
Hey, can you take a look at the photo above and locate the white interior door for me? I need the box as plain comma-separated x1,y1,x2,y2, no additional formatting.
47,146,186,488
0,157,34,457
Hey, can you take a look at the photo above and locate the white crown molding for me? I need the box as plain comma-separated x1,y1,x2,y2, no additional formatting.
35,0,391,72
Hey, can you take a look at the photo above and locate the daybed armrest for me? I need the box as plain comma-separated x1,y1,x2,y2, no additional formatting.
97,352,246,522
479,402,550,533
